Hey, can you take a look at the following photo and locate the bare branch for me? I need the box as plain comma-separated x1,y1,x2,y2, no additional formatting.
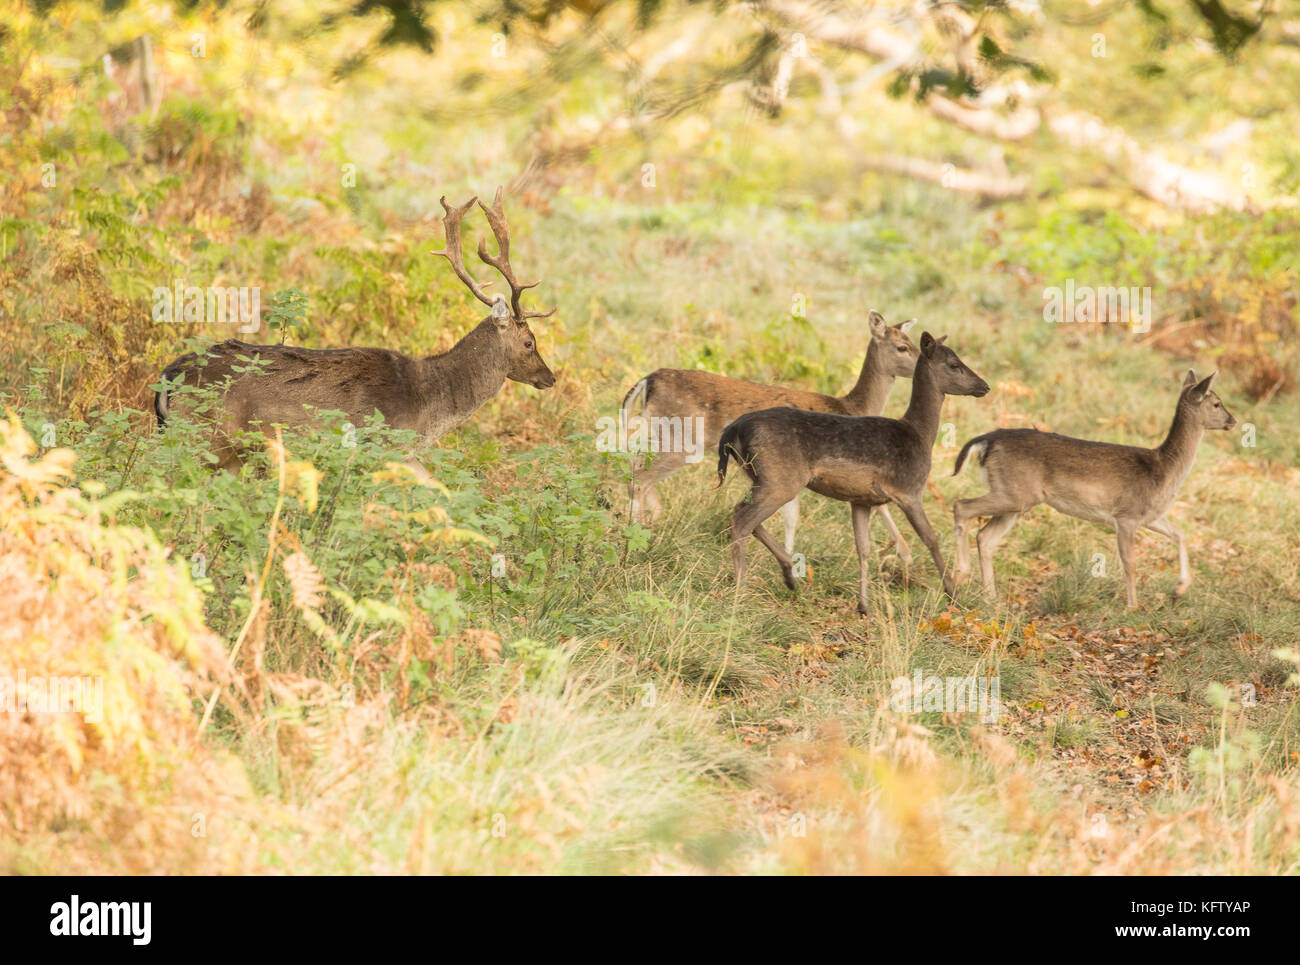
927,89,1040,141
1047,111,1249,213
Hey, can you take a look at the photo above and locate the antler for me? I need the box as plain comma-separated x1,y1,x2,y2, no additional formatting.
431,195,497,309
475,186,553,321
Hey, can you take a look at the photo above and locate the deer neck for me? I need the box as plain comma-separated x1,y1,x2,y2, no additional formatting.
840,341,893,416
417,320,509,438
1155,401,1204,485
900,359,944,446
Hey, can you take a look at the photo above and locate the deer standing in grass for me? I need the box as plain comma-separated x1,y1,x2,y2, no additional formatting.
951,370,1236,608
624,311,919,558
154,189,555,470
717,332,989,614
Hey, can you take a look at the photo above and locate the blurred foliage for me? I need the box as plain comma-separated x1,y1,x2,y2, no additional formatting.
1,0,1297,875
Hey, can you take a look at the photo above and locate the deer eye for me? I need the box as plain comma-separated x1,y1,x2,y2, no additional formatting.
524,340,534,350
896,345,908,352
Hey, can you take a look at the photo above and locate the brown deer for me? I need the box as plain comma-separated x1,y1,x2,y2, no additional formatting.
717,333,989,615
951,370,1236,608
624,311,919,559
154,189,555,470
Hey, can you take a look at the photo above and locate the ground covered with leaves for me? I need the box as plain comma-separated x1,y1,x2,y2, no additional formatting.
2,3,1298,874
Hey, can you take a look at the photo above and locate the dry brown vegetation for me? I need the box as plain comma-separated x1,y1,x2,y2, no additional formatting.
1,2,1298,875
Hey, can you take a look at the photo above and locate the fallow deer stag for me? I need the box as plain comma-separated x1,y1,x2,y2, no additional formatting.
717,333,989,615
624,311,919,559
154,188,555,470
952,370,1236,608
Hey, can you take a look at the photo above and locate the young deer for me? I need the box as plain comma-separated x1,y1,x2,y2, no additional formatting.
154,189,555,470
624,311,919,559
717,333,989,614
951,370,1236,608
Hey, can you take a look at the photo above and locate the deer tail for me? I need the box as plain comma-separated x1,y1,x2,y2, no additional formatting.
620,376,649,421
953,434,992,477
717,421,743,489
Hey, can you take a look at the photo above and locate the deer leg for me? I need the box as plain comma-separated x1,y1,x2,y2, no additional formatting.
403,454,433,481
876,505,911,568
779,497,799,555
730,487,801,588
953,499,976,585
214,447,244,473
953,493,1024,587
1144,516,1190,601
753,523,798,591
629,450,686,524
894,493,954,598
1115,518,1140,609
210,427,246,474
627,453,646,523
975,513,1020,600
851,502,876,616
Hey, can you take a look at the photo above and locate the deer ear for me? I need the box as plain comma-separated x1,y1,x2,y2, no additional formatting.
920,332,937,357
1192,371,1217,398
937,334,948,345
490,296,511,331
896,318,918,334
1182,369,1199,389
868,310,888,339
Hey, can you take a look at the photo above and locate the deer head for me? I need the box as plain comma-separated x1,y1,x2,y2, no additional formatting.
432,188,556,389
920,332,990,397
1180,370,1236,430
869,310,920,378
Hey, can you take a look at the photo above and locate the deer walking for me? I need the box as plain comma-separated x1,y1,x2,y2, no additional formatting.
154,189,555,470
951,370,1236,608
624,311,919,559
717,333,989,615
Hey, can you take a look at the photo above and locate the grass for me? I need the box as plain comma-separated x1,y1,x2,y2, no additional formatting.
2,1,1298,875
